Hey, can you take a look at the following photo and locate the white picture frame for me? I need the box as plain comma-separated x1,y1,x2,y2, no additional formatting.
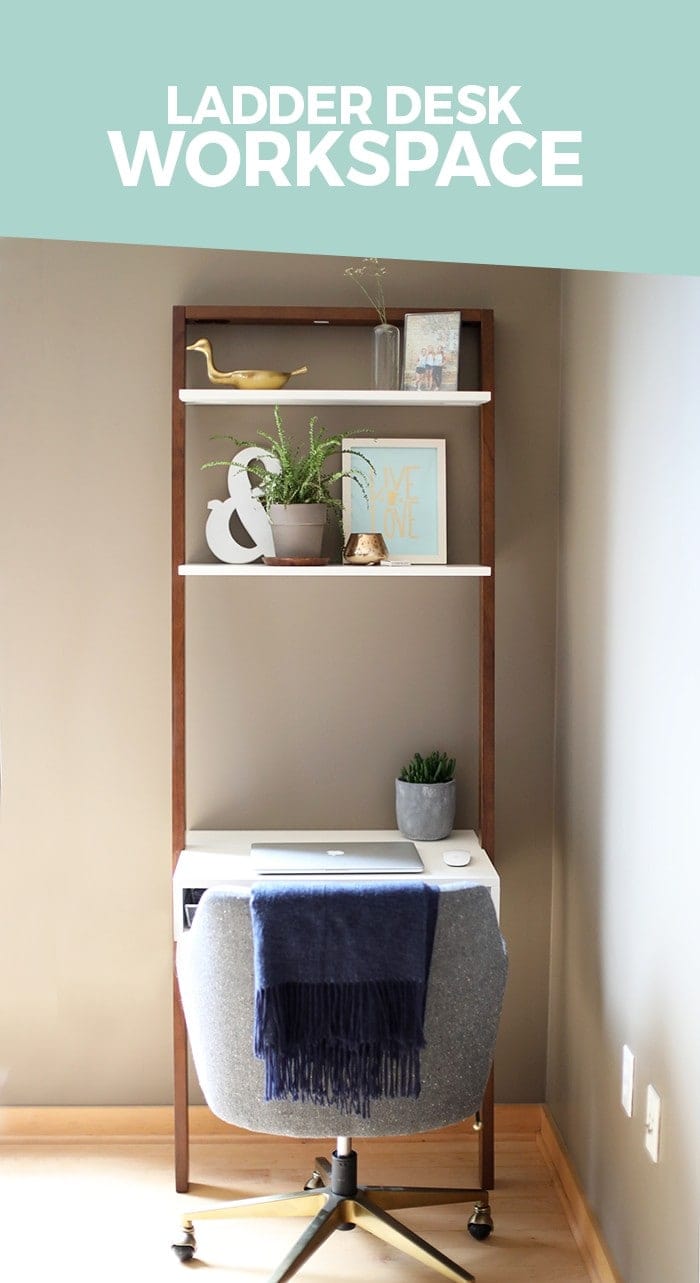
342,437,447,564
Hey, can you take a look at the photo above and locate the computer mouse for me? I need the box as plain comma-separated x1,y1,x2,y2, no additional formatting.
443,850,472,867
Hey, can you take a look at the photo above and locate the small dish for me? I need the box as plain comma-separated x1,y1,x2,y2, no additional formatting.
262,556,331,566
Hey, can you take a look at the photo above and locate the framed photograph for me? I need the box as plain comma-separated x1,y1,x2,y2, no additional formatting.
342,438,447,563
401,311,461,392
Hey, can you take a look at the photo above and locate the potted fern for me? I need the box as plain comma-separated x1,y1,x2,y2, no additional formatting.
395,750,457,841
203,406,372,560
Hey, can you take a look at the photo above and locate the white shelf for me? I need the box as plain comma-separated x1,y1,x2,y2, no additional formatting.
179,388,491,408
179,563,491,577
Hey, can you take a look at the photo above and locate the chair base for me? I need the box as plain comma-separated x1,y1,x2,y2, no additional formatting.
173,1148,492,1283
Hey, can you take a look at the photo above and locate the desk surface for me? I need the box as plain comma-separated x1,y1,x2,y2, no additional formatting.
173,829,499,940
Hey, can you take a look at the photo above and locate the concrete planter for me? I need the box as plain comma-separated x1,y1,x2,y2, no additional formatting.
395,778,456,842
268,504,327,559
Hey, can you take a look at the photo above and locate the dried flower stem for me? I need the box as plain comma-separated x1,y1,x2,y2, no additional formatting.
344,257,389,325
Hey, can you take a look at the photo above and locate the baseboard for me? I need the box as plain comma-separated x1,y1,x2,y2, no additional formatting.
492,1102,542,1133
538,1106,624,1283
0,1106,180,1140
0,1101,542,1142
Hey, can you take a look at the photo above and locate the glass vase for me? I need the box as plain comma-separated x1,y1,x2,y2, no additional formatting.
372,323,401,390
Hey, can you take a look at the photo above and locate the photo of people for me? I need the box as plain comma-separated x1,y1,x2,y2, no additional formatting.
402,311,461,392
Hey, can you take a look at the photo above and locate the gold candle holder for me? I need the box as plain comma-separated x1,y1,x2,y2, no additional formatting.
343,533,389,565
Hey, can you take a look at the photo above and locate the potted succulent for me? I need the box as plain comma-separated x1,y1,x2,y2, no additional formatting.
395,750,457,841
203,406,372,560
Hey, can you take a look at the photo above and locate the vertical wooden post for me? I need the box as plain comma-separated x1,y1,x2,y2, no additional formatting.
478,308,496,858
171,306,189,1192
477,309,496,1191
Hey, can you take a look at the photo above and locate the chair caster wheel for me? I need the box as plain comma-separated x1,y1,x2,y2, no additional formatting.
172,1228,196,1261
468,1202,493,1240
304,1171,325,1190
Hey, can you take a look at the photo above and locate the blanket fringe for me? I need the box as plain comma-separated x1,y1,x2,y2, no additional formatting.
255,979,426,1117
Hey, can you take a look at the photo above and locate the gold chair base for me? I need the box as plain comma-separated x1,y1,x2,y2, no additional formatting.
173,1153,492,1283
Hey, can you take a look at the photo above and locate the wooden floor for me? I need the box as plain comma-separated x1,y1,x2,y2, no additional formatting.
0,1120,594,1283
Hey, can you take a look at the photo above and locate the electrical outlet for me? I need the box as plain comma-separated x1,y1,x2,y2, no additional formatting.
621,1045,635,1116
645,1084,661,1162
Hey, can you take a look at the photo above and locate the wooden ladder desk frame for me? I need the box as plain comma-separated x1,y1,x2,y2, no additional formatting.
171,304,496,1194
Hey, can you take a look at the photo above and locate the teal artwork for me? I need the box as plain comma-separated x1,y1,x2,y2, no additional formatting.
342,439,446,563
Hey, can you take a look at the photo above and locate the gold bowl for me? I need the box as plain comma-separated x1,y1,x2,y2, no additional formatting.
343,533,389,565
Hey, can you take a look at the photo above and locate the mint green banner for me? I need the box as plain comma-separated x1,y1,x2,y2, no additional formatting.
2,0,698,273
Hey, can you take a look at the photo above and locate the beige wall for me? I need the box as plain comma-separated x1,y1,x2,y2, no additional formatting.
551,271,700,1282
0,239,560,1105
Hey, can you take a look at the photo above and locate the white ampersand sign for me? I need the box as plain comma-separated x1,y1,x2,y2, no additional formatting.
205,446,282,564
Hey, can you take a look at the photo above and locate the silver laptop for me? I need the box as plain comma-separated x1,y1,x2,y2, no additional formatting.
250,840,424,875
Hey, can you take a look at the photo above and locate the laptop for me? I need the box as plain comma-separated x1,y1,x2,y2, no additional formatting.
250,839,425,876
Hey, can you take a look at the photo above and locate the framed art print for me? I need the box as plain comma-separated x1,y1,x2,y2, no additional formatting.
342,438,447,563
401,311,461,392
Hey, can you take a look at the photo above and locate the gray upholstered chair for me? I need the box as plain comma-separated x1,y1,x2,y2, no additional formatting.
173,882,507,1283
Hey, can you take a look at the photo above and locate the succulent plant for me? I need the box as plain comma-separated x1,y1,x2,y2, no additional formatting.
398,750,456,784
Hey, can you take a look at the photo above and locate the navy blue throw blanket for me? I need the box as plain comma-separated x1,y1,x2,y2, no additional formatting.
250,880,439,1117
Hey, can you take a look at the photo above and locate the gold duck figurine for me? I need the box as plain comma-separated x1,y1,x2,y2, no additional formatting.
186,338,308,390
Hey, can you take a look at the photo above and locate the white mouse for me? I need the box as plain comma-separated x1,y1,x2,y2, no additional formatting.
443,850,472,867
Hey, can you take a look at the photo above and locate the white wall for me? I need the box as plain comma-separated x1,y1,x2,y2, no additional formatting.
550,271,700,1282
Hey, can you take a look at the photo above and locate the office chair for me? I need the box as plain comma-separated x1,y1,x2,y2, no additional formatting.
172,881,507,1283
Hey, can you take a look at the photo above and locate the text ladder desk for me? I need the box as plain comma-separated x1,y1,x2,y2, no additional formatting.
172,828,501,1192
